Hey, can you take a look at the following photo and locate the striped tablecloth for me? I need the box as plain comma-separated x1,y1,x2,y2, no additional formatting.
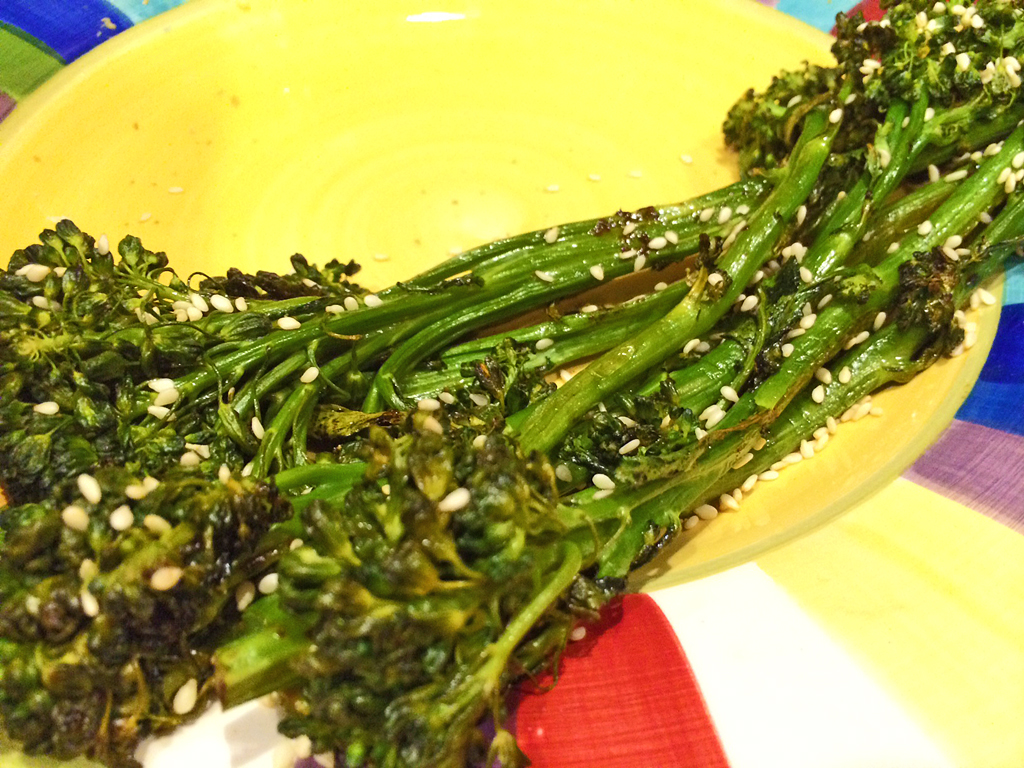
2,1,1023,766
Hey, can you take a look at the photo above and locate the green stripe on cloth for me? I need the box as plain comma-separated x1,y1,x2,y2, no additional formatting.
0,23,63,100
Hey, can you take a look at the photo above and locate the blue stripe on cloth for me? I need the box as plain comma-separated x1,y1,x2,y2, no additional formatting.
105,0,191,24
0,1,133,63
775,0,862,31
1002,259,1024,306
957,302,1024,436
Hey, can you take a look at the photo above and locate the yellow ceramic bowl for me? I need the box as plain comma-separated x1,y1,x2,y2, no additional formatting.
0,1,1000,762
0,0,998,590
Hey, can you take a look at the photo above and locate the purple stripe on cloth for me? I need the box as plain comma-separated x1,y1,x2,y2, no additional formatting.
904,419,1024,531
0,92,14,122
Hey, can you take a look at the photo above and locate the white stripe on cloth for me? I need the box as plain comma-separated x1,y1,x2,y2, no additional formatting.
651,562,955,768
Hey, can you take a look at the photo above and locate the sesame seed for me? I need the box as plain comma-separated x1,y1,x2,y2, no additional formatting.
469,393,489,407
62,505,89,531
622,222,637,236
592,474,615,491
845,330,870,349
153,387,180,407
535,270,554,283
924,107,935,122
977,287,996,305
251,416,265,440
873,311,887,331
632,254,646,272
109,505,134,531
581,304,599,313
945,169,968,182
695,504,718,521
438,487,472,512
421,415,444,434
258,573,279,595
699,208,714,223
683,338,701,355
277,316,301,330
19,263,52,282
733,453,753,469
741,474,759,493
665,230,679,244
799,266,813,283
1007,175,1018,194
236,581,256,611
343,296,360,311
364,294,383,308
555,464,573,482
759,470,780,481
796,205,807,226
299,366,320,384
718,207,733,224
438,392,456,405
172,679,199,715
217,465,231,484
150,566,184,591
928,164,941,183
209,294,234,314
705,408,726,429
590,264,605,281
799,313,816,330
241,462,254,477
648,236,668,250
417,397,441,412
721,385,739,403
77,474,102,505
588,174,601,181
535,338,554,352
472,435,486,451
786,328,806,340
815,368,832,385
781,343,795,358
168,186,184,194
684,515,700,530
800,440,815,459
654,281,669,292
680,154,693,164
870,406,885,417
707,272,724,286
148,405,170,420
544,227,559,243
325,304,343,314
695,428,708,440
618,415,638,428
811,384,826,404
787,94,803,107
545,184,560,193
817,294,833,310
189,293,209,314
180,451,201,467
619,438,641,455
33,401,60,415
80,590,100,618
235,297,249,312
740,295,759,312
593,489,613,500
829,108,843,124
719,494,740,512
838,366,852,384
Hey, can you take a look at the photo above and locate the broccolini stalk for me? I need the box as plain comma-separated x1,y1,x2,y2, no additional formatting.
516,103,843,453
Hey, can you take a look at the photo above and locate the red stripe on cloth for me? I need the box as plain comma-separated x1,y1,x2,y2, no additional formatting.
840,0,885,26
511,593,729,767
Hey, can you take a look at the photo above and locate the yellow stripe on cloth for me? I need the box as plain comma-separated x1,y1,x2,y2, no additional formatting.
758,477,1024,767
